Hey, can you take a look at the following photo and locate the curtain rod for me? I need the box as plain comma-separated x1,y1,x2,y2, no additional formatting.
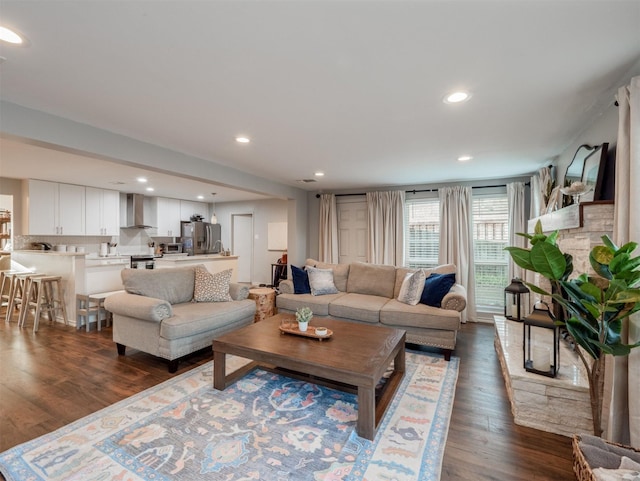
315,182,530,198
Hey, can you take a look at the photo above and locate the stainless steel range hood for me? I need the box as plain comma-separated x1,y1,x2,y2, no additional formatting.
124,193,154,229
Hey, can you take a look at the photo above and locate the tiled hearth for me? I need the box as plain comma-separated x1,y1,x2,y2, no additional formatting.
494,315,592,437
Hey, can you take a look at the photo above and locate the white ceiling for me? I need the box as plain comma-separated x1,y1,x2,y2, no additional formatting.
1,1,639,201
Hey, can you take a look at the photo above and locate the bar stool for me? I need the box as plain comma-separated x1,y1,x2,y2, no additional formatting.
1,270,20,315
20,275,68,333
7,272,44,323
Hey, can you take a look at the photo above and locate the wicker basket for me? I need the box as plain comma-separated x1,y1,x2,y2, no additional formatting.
572,434,640,481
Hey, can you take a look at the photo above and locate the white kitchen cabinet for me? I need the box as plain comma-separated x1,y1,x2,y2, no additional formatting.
156,197,181,237
86,187,120,236
180,200,210,222
25,179,85,235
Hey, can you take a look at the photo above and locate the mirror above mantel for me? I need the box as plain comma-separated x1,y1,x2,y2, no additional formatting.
562,142,609,204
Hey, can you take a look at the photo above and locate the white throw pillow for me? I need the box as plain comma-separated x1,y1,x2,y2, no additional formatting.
397,270,426,305
193,266,233,302
306,266,339,296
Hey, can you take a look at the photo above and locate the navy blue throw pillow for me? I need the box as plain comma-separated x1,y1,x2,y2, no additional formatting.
420,273,456,307
291,265,311,294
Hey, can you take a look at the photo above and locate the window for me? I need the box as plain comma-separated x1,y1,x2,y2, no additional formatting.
473,193,509,309
405,198,440,268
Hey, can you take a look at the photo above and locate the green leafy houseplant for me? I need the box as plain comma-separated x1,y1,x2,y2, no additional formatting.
505,221,640,436
295,307,313,324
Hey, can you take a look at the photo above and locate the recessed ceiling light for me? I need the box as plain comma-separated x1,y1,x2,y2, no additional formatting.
137,177,148,183
235,136,250,144
0,26,25,45
444,91,471,104
314,172,325,177
457,155,473,162
146,187,154,192
197,195,204,200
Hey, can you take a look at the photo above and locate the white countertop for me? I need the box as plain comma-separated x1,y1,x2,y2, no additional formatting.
156,254,238,262
13,249,87,257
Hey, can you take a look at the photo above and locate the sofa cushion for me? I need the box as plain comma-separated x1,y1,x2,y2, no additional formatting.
307,266,339,296
380,299,461,331
305,259,350,292
347,262,396,298
291,265,311,294
194,267,233,302
160,299,256,340
397,270,426,305
276,292,346,316
329,293,390,324
121,266,195,305
421,273,456,307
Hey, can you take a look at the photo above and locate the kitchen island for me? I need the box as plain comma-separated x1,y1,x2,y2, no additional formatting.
8,251,240,328
11,250,88,325
155,254,239,282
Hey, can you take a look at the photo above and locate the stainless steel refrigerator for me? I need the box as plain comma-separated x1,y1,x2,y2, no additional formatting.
181,221,222,255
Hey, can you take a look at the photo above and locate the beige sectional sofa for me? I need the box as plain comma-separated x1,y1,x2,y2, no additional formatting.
276,259,467,360
104,266,256,372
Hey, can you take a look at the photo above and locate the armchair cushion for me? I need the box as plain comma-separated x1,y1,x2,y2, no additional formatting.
122,267,195,305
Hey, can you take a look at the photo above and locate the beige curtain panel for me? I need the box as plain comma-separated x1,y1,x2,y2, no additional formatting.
318,194,338,264
507,181,526,282
366,190,405,266
438,186,476,323
606,75,640,446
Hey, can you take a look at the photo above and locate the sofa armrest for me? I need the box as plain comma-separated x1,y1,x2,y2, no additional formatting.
104,292,173,322
279,279,294,294
229,282,249,301
441,283,467,312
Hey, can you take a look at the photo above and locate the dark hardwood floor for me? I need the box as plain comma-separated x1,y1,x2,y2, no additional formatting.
0,315,574,480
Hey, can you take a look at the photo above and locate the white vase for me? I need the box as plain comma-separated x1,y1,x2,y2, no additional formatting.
298,321,309,332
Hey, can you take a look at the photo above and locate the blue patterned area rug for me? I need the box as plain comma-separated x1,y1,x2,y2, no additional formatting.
0,351,458,481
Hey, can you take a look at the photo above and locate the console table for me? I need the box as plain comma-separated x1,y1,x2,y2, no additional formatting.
494,315,592,437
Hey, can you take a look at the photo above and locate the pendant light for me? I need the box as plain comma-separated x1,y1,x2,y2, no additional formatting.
210,194,217,224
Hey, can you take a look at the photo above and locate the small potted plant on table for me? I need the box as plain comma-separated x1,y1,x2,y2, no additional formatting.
295,307,313,332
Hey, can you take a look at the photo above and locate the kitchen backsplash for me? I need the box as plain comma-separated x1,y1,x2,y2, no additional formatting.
14,230,176,256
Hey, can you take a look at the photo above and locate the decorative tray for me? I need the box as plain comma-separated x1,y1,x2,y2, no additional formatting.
279,325,333,341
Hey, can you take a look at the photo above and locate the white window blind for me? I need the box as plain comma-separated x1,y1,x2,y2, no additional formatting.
473,193,509,308
405,198,440,268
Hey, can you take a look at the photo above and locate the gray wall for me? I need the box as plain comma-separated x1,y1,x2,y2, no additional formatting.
214,198,289,285
555,103,619,187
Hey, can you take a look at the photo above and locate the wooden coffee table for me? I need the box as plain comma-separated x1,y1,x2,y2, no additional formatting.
212,313,406,440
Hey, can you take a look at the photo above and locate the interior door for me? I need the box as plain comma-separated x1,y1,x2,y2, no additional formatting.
232,214,253,283
338,200,367,264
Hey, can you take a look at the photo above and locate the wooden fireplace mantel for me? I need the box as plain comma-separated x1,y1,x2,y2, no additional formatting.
527,200,614,234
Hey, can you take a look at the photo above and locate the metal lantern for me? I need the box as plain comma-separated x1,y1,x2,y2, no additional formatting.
523,302,559,378
504,278,530,322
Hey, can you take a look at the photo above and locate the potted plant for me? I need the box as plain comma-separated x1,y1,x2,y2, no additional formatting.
295,307,313,332
505,221,640,436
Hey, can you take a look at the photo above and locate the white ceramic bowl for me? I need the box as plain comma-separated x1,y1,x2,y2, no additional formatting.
315,327,328,336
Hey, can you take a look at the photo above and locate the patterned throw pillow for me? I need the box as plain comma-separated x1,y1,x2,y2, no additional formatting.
306,266,339,296
397,270,426,305
193,267,233,302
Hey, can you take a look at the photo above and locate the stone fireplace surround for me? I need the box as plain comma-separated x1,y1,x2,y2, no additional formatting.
494,201,614,437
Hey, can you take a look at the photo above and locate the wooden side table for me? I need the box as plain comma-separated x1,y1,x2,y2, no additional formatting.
248,287,277,323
